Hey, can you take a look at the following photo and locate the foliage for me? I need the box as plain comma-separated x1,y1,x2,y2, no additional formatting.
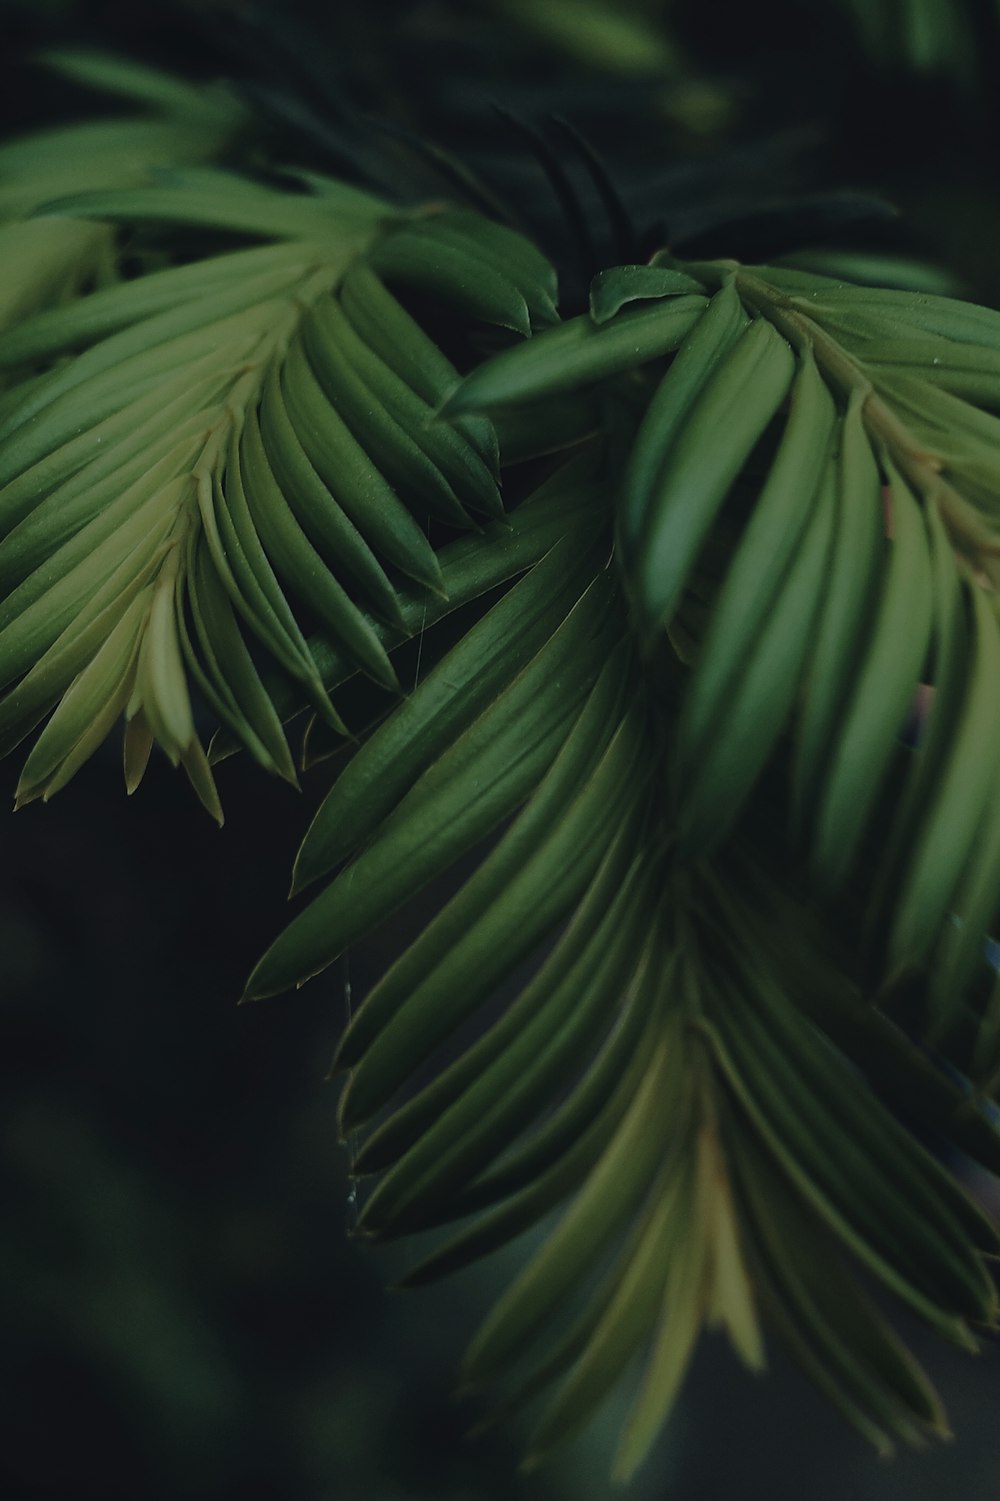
3,28,1000,1484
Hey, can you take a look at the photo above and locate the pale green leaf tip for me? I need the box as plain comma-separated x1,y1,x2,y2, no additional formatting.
611,1454,641,1487
330,1041,351,1077
238,962,277,1003
327,1050,350,1084
338,1101,365,1137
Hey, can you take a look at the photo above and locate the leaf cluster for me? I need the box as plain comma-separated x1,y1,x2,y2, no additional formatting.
3,45,1000,1482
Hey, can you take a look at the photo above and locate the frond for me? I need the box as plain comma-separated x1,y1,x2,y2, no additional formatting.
245,252,1000,1473
5,49,1000,1486
0,164,558,813
246,482,1000,1471
446,256,1000,1033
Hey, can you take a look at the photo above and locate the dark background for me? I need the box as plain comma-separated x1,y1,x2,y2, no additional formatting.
2,2,1000,1497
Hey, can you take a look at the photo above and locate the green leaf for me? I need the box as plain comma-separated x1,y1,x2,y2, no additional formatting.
589,264,706,323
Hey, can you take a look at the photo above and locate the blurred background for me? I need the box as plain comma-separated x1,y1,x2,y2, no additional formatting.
2,2,1000,1497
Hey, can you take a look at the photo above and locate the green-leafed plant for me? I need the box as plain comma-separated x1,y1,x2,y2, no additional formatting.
4,37,1000,1484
